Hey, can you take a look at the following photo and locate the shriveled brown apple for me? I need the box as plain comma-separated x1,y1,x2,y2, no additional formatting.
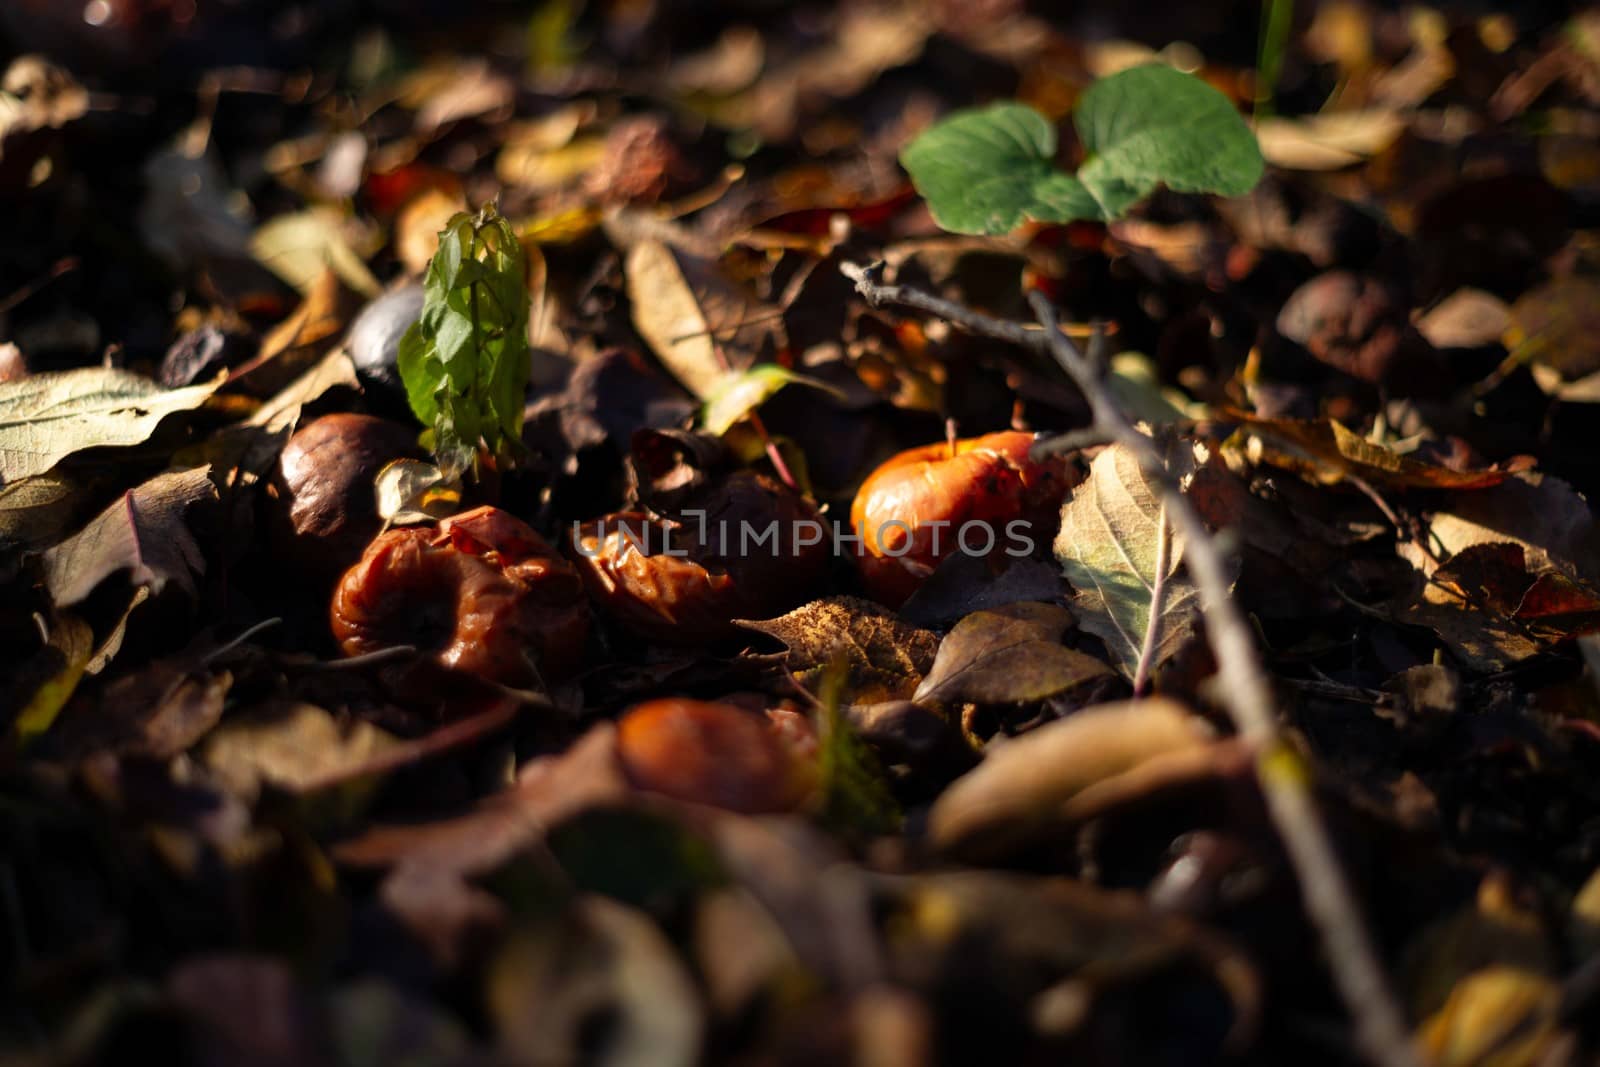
331,505,589,687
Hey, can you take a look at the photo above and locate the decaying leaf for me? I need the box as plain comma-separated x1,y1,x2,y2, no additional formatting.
912,602,1113,707
250,207,382,298
0,468,85,556
203,702,398,803
881,871,1260,1053
1054,443,1202,680
1416,288,1511,350
625,240,731,400
0,367,224,485
926,697,1214,856
1229,413,1533,490
1256,110,1407,170
897,554,1067,629
624,240,780,402
1417,967,1562,1067
1503,276,1600,383
1402,473,1600,581
42,466,216,606
736,596,939,703
334,724,629,874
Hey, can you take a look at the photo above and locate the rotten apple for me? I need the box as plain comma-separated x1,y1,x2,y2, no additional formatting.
331,505,589,687
616,698,815,814
850,430,1077,606
570,469,831,644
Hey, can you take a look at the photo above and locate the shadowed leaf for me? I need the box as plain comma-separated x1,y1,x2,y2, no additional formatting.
913,602,1113,706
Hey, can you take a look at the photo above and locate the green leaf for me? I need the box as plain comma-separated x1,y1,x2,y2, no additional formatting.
900,66,1263,235
1052,442,1200,680
814,656,899,838
700,365,844,435
396,204,531,478
900,103,1100,235
1075,64,1265,218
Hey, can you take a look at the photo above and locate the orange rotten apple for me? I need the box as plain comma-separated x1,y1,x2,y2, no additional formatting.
616,698,816,814
850,430,1078,605
331,505,589,687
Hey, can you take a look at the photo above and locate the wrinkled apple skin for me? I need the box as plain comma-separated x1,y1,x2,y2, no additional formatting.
850,430,1077,606
331,506,589,686
570,471,831,643
616,698,815,814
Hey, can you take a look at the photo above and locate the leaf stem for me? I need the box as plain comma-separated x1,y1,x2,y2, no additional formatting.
840,259,1422,1067
747,411,799,492
1133,500,1170,695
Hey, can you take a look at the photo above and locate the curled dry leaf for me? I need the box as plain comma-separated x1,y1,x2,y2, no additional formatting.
0,367,224,485
250,207,382,298
1503,276,1600,384
912,602,1113,707
372,458,461,527
926,697,1213,856
1418,967,1562,1067
1054,442,1202,681
1256,110,1407,171
1227,412,1534,490
736,596,940,704
624,239,777,401
42,466,216,606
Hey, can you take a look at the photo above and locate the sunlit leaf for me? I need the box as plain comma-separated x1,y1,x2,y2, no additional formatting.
1053,443,1201,680
0,368,224,485
700,364,842,435
901,66,1263,235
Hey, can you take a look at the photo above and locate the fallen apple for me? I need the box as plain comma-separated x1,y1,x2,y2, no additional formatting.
850,430,1077,605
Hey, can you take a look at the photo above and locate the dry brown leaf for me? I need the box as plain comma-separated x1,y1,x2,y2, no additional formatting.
926,697,1212,856
42,466,216,606
1229,413,1533,490
1504,276,1600,386
736,596,939,704
1256,111,1406,170
203,701,398,803
912,602,1112,707
1416,288,1511,350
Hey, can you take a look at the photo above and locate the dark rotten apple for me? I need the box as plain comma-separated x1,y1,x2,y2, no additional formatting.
331,505,589,687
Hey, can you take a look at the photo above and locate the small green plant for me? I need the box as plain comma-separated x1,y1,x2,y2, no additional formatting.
900,64,1264,236
397,204,531,479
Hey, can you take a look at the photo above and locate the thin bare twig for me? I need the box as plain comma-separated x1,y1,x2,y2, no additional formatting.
841,260,1422,1067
